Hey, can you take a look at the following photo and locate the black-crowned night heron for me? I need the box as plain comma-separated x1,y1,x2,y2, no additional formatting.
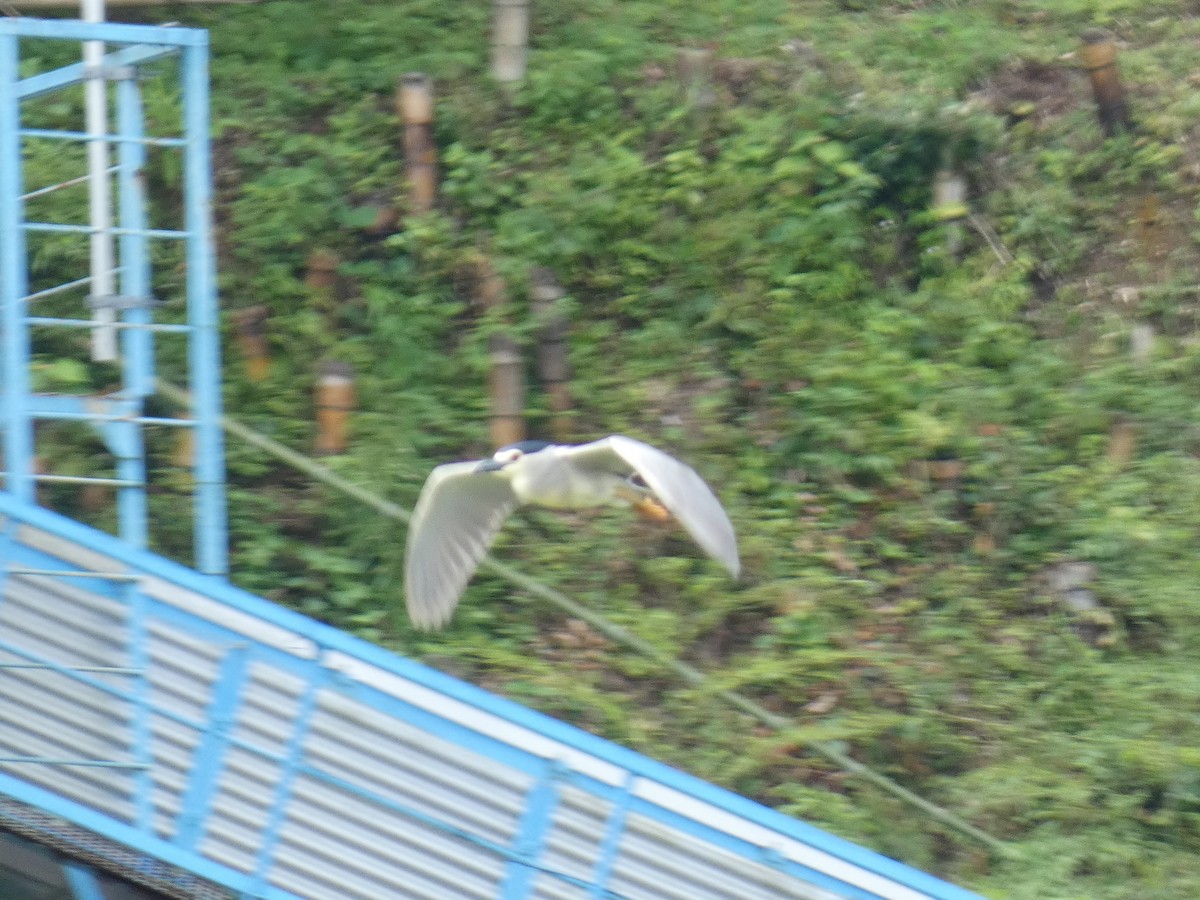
404,435,740,629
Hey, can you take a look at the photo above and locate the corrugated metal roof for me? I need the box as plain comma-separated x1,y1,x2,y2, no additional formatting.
0,497,984,899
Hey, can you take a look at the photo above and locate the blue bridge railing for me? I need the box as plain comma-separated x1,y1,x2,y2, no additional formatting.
0,492,982,900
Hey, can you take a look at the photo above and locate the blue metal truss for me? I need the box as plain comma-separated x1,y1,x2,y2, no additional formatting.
0,17,226,576
0,493,985,900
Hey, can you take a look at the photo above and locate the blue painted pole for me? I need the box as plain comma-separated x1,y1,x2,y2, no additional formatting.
125,581,156,831
98,71,155,821
0,34,34,503
181,39,228,576
63,861,108,900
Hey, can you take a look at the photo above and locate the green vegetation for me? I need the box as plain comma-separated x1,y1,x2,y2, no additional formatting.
36,0,1200,896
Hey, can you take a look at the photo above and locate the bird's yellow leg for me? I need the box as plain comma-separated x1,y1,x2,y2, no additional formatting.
614,482,672,522
634,496,672,521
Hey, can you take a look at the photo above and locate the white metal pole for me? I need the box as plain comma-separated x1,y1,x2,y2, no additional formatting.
82,0,117,361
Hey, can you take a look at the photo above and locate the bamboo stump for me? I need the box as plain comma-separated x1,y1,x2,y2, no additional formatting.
492,0,530,87
396,73,437,213
1080,30,1132,136
314,360,356,456
231,305,270,382
471,255,525,448
530,267,572,442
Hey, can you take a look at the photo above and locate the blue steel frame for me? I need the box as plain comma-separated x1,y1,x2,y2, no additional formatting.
0,493,985,900
63,861,108,900
0,18,227,575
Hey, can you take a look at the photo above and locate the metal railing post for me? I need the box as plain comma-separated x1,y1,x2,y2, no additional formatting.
0,33,34,503
181,39,227,576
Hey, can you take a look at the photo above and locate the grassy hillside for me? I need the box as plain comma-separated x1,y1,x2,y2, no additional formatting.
70,0,1200,896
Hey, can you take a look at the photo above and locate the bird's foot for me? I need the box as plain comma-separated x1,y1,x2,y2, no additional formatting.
632,495,672,522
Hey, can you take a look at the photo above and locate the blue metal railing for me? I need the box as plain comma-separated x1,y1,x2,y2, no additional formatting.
0,492,984,900
0,18,227,576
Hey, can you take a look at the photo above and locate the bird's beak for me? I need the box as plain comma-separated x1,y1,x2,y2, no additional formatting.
475,459,504,473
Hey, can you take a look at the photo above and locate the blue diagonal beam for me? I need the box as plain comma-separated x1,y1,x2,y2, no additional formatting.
500,760,563,898
173,644,250,850
16,44,178,100
588,773,637,898
246,661,329,893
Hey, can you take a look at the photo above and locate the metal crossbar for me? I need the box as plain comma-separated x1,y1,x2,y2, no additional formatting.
18,128,188,147
0,663,144,674
23,222,191,239
21,167,119,201
20,276,98,303
25,317,193,333
0,757,150,770
0,18,227,576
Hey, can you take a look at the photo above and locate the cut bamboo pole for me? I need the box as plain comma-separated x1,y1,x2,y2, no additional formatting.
31,455,48,506
677,47,716,113
305,250,339,291
171,429,194,469
1106,416,1136,469
1080,30,1132,136
304,250,343,324
931,168,968,256
472,255,525,448
1130,324,1154,366
314,360,356,456
492,0,531,87
530,266,571,441
79,469,108,512
489,336,525,448
231,305,270,382
396,74,438,213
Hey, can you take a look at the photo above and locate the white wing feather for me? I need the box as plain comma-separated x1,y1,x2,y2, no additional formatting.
563,436,740,577
404,461,520,630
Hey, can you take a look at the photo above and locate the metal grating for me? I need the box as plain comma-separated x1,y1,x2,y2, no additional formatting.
0,496,983,899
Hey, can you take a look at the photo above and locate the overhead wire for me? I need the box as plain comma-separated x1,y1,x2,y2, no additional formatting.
155,377,1012,857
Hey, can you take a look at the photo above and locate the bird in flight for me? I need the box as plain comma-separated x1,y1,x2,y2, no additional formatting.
404,435,739,629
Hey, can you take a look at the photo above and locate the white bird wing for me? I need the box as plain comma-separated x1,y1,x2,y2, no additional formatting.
405,461,520,630
562,436,740,577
